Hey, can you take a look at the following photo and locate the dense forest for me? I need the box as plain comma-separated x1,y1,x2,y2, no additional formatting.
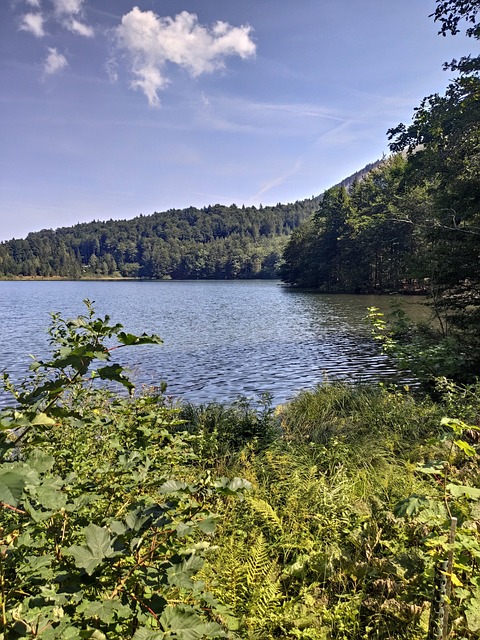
0,200,319,280
281,1,479,376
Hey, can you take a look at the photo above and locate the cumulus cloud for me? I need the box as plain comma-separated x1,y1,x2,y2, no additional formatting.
43,47,68,75
25,0,41,7
51,0,93,37
115,7,256,106
20,12,45,37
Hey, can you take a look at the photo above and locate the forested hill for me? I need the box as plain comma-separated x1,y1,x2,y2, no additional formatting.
281,0,479,365
0,199,321,279
334,158,383,190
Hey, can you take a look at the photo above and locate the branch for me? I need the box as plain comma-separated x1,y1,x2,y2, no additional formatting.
0,502,27,515
387,217,480,236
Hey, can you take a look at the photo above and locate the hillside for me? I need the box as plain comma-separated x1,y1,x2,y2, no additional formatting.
0,158,391,281
0,199,320,279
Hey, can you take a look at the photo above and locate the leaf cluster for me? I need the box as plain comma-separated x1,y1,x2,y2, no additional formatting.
0,303,250,639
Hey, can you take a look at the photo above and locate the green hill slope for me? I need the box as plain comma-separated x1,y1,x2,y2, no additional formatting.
0,199,320,279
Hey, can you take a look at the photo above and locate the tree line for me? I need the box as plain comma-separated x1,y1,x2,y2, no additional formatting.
282,0,479,370
0,200,318,280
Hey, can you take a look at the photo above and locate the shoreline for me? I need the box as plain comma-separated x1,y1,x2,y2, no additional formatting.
0,276,429,294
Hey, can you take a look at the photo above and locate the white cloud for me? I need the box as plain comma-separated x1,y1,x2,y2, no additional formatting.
105,56,118,83
25,0,41,7
51,0,93,37
20,12,45,37
251,159,302,200
43,47,68,75
115,7,256,106
65,17,94,37
51,0,84,15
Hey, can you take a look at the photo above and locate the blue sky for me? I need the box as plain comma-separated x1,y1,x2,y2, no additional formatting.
0,0,473,241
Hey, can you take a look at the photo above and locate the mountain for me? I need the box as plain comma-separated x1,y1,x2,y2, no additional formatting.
334,158,384,190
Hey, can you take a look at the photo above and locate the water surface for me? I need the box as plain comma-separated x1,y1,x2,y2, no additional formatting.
0,280,428,406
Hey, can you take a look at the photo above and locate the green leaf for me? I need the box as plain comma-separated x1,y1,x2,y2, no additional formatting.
159,479,189,494
416,461,446,475
18,554,54,578
34,481,68,510
454,439,477,457
394,494,430,518
466,596,480,632
117,332,163,346
167,556,204,589
77,600,131,624
78,631,108,640
196,516,217,535
176,522,194,538
0,469,26,506
96,364,134,392
27,450,55,473
132,629,165,640
446,483,480,500
68,524,116,575
31,413,56,426
214,477,252,495
159,607,227,639
440,417,476,434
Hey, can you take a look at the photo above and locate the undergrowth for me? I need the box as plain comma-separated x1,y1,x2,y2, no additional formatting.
1,304,479,638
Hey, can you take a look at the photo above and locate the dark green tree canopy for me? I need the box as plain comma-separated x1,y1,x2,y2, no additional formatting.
432,0,480,37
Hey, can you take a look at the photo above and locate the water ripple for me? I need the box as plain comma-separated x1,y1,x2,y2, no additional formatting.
0,281,425,407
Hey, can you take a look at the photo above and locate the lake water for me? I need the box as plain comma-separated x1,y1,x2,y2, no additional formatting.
0,280,428,407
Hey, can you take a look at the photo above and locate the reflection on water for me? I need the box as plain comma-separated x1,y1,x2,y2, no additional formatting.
0,280,430,406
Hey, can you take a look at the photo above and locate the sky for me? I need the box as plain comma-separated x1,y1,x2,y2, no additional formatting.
0,0,474,241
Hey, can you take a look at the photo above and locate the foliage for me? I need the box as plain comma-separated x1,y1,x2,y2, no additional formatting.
367,306,470,384
393,416,480,638
0,202,318,280
178,394,279,466
0,302,250,639
432,0,480,38
281,156,424,294
196,381,480,639
1,299,480,638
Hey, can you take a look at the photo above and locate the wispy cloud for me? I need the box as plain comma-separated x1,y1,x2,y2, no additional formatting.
52,0,93,37
65,17,93,37
251,159,303,200
115,8,256,106
51,0,84,15
43,47,68,75
17,0,93,40
196,95,346,136
19,12,45,37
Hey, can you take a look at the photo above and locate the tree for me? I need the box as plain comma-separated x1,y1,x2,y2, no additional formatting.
432,0,480,38
388,0,480,367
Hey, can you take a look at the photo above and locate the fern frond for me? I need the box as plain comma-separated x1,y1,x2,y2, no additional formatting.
247,532,272,588
248,497,283,535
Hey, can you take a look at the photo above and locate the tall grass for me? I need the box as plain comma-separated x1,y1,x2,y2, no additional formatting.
188,382,451,639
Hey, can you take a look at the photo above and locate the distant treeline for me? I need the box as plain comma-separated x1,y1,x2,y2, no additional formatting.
0,201,319,279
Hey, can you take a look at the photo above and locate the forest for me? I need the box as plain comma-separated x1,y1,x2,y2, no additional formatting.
0,201,318,280
281,0,479,381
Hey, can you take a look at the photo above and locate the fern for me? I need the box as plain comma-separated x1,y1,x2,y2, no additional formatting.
248,497,283,535
246,533,272,588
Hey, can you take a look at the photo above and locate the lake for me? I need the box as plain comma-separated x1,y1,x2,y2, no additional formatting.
0,280,429,407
